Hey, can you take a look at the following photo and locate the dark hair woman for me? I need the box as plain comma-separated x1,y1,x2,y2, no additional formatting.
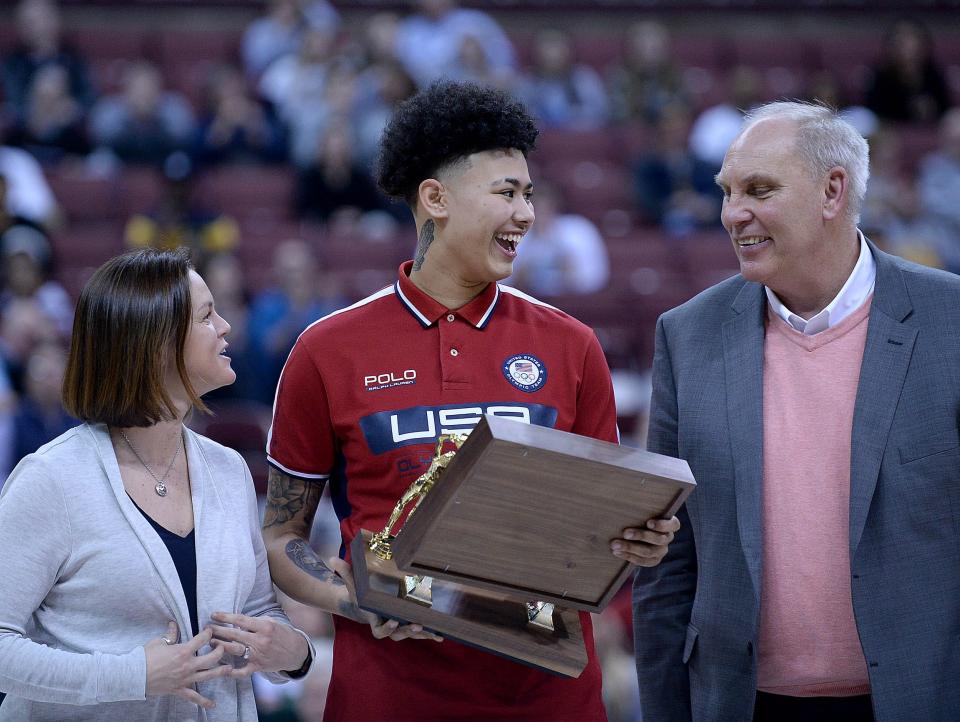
0,248,312,721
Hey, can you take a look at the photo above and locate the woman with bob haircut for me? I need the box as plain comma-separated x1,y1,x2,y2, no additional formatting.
0,248,313,721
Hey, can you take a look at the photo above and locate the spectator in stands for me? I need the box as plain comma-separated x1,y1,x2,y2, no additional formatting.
0,172,49,254
353,59,417,166
0,296,58,396
6,63,89,164
916,107,960,272
242,0,340,80
295,121,395,225
193,64,286,167
125,153,240,255
394,0,515,88
285,60,358,168
607,20,686,125
865,18,949,124
89,61,195,166
258,26,345,168
635,101,722,235
517,29,610,130
444,34,511,89
353,11,401,69
507,181,610,296
11,341,73,467
859,127,927,255
0,209,72,338
0,138,60,228
0,178,66,483
248,239,344,401
259,26,338,121
688,65,764,169
1,0,94,126
803,70,878,139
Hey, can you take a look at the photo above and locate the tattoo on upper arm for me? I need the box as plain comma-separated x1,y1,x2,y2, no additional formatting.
285,538,344,587
263,467,323,530
412,219,435,271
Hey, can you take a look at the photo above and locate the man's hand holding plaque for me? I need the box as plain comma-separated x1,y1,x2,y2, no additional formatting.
613,517,681,567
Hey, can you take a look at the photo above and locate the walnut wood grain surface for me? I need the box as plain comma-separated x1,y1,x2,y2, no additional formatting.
392,415,695,611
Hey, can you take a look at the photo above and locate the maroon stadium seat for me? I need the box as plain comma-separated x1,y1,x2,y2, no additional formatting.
117,166,165,217
534,128,620,165
154,29,243,104
815,36,882,103
540,159,633,224
49,220,126,298
189,400,272,493
191,166,296,222
45,168,123,222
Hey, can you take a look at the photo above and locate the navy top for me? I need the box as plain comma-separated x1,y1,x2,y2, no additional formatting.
130,497,200,637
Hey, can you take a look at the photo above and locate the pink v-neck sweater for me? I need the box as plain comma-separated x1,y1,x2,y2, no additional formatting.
756,297,873,697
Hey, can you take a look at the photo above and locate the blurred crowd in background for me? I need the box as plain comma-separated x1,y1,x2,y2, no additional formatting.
0,0,958,718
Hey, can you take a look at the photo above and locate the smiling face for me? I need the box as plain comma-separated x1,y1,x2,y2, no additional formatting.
170,270,235,399
427,148,535,286
716,117,851,311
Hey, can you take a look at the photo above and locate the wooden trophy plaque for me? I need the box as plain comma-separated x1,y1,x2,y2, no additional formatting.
350,529,588,677
349,414,695,677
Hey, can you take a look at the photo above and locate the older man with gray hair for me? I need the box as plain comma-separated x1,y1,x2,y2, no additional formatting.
632,101,960,722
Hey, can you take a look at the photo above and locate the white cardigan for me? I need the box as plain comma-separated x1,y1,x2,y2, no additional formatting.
0,423,311,721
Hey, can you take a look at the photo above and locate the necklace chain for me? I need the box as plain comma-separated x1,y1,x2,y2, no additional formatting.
119,429,183,498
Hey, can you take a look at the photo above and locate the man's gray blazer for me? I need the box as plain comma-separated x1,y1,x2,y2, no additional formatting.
632,242,960,722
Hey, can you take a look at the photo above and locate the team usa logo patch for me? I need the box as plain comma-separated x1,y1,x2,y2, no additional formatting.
502,354,547,393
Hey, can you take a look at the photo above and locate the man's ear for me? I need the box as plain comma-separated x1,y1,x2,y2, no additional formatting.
418,178,448,219
822,166,848,221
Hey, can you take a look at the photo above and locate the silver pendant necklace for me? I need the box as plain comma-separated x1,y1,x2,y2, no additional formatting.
119,429,183,497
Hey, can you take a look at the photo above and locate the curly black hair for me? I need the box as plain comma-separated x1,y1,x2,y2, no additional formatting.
375,80,539,205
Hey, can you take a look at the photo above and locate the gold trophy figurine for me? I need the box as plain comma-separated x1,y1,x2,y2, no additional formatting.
367,433,469,605
365,429,556,629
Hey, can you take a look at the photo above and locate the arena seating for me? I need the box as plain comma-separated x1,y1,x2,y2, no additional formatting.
189,399,272,492
18,20,957,380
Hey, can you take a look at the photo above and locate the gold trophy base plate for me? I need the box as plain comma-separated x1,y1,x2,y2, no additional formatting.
350,530,588,678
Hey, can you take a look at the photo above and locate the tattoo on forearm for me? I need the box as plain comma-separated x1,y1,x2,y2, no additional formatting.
339,599,367,622
264,467,323,530
412,219,435,271
285,539,367,622
285,538,343,586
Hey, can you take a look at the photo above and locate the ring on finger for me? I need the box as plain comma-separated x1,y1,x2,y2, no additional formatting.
242,645,251,661
161,636,174,646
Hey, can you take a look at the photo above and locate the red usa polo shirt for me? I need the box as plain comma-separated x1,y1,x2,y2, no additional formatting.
268,261,617,722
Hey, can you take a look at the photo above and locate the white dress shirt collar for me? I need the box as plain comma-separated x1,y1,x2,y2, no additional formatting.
765,231,876,336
